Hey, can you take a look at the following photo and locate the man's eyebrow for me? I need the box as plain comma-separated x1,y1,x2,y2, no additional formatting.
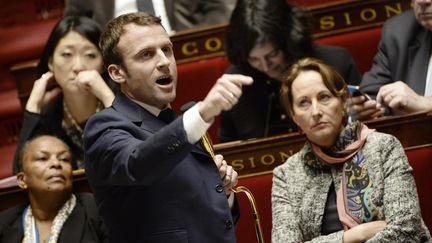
161,41,173,47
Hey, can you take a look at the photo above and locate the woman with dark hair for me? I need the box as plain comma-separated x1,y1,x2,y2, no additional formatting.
12,16,115,174
0,135,107,242
219,0,361,142
272,57,430,242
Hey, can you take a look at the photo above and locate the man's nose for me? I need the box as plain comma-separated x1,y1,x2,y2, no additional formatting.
156,50,171,68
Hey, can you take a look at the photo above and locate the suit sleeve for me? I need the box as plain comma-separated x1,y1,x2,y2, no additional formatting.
360,23,395,99
78,193,109,243
84,112,196,186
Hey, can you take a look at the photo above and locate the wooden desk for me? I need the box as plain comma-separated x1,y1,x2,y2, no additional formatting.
1,112,431,211
215,112,432,177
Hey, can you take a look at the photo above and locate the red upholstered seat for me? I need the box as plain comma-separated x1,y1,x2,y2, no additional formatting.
235,174,273,243
316,27,382,74
406,147,432,232
0,143,17,179
173,56,231,144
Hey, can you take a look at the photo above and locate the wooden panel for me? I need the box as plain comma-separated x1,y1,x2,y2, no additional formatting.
10,60,38,110
170,0,410,63
310,0,412,37
214,112,432,177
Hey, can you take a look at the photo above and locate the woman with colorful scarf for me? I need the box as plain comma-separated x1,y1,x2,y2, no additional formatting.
272,58,431,242
0,135,107,243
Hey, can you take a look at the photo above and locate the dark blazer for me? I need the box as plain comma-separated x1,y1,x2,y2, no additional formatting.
84,93,239,243
64,0,231,31
360,10,432,98
12,96,84,174
0,193,108,243
219,44,362,142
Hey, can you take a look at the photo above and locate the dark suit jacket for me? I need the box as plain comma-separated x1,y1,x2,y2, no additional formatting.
64,0,231,31
84,93,239,243
12,96,83,174
360,10,432,98
219,44,362,142
0,193,108,243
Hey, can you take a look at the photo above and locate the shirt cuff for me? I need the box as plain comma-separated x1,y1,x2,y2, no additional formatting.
227,191,235,208
183,103,212,144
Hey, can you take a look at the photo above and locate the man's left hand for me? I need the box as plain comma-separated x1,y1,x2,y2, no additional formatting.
214,154,238,195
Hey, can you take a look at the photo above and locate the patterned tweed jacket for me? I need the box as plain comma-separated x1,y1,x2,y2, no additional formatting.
272,132,431,243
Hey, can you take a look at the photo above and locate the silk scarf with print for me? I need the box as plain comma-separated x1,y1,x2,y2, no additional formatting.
303,121,378,229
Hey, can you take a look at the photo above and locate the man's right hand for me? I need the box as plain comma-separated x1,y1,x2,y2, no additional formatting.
347,95,384,121
26,72,62,113
198,74,253,122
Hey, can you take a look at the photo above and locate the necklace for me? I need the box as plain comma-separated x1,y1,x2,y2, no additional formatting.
63,100,84,135
63,100,103,135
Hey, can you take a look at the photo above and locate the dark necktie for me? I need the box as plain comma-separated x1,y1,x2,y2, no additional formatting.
158,108,176,123
137,0,155,15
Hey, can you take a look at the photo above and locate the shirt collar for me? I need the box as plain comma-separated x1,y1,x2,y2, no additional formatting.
128,96,170,117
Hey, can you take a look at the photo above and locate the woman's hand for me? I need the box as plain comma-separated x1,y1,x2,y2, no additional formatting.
26,72,62,113
75,70,115,107
343,220,387,243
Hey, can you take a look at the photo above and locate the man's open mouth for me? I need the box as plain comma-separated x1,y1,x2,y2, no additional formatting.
156,76,172,85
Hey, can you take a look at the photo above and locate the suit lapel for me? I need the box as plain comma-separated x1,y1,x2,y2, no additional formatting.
0,205,25,243
407,28,432,95
191,141,214,161
113,94,213,160
59,203,85,243
2,223,23,243
112,93,165,132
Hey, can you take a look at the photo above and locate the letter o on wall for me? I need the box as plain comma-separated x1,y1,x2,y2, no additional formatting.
204,37,222,52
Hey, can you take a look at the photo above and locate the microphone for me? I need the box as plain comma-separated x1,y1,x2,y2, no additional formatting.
180,101,196,113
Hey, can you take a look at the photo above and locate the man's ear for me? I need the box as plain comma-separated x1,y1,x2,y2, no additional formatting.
108,64,127,84
16,172,27,190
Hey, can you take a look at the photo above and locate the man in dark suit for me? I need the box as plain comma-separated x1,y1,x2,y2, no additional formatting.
83,12,253,243
64,0,233,32
350,0,432,120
